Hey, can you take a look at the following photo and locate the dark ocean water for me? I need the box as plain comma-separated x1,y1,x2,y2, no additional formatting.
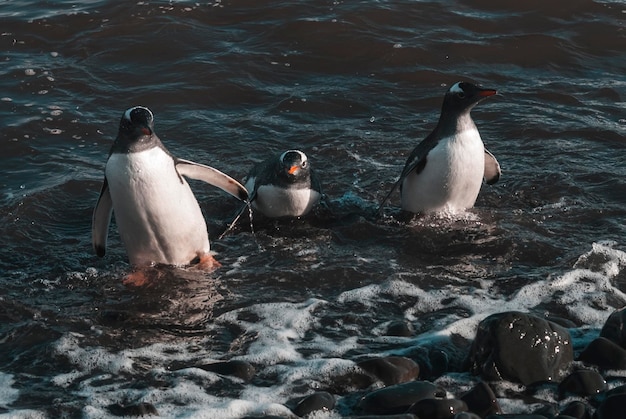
1,0,625,417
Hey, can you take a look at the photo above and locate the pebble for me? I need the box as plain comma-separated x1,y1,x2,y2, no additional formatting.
459,381,502,417
577,337,626,370
357,380,446,415
357,356,420,386
557,369,606,397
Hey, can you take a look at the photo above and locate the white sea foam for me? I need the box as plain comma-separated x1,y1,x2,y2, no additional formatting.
0,373,19,408
44,241,626,417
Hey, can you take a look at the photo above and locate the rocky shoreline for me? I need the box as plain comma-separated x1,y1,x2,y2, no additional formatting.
108,309,626,418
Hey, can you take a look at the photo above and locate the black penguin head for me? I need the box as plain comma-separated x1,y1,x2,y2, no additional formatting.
111,106,160,153
443,82,497,114
119,106,155,139
279,150,310,181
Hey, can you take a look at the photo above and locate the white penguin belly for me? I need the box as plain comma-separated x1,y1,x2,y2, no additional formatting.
401,130,485,214
252,184,321,218
106,148,210,266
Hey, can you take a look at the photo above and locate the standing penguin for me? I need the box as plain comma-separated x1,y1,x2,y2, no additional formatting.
92,106,248,269
377,81,501,215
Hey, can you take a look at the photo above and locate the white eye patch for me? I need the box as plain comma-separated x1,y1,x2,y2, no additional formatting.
280,149,307,164
449,82,464,94
124,106,153,122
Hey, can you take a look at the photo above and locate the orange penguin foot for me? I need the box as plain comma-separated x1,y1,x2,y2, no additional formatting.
123,267,162,287
195,253,222,271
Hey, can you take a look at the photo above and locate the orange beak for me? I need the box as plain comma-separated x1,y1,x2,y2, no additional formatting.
288,165,299,175
478,89,497,97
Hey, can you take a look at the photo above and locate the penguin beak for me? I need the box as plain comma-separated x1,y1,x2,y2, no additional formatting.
288,165,299,175
478,89,497,97
141,127,152,136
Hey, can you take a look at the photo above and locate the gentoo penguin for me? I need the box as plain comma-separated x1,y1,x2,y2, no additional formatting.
92,106,248,269
245,149,322,218
221,150,322,235
377,81,501,215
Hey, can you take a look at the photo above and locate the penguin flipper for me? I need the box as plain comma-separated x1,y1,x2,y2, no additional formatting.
376,146,428,216
483,148,501,185
175,158,249,201
92,178,113,257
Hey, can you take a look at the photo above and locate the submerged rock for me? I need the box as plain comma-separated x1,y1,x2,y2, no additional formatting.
357,356,420,386
287,391,335,417
600,307,626,348
557,369,606,397
460,381,502,417
466,311,573,385
357,380,446,415
577,337,626,370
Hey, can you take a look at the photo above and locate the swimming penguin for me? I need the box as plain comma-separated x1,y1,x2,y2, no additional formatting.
377,81,501,215
220,150,322,236
92,106,248,269
244,150,322,218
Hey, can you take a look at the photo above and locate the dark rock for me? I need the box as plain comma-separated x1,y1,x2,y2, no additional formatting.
600,308,626,348
467,311,573,385
357,356,419,386
386,320,415,337
325,367,376,393
605,383,626,397
560,400,592,419
454,413,482,419
577,337,626,370
558,369,606,397
459,381,502,417
595,394,626,419
406,397,468,418
197,360,256,382
288,391,335,417
532,403,558,417
345,415,418,419
485,415,548,419
108,402,158,416
357,380,446,415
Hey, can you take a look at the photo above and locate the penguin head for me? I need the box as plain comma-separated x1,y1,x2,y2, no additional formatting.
279,150,310,181
443,82,497,114
118,106,155,140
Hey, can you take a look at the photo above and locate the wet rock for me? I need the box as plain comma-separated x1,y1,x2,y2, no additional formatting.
600,308,626,348
560,400,592,419
454,413,482,419
357,380,446,415
326,367,376,393
357,356,420,386
459,381,502,417
345,415,418,419
595,394,626,419
288,391,335,417
197,360,256,382
532,403,558,417
406,397,468,418
577,337,626,370
386,320,415,337
557,369,606,397
485,415,548,419
108,402,158,416
466,311,573,385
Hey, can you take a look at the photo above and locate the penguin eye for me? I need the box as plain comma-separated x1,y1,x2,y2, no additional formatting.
456,92,466,99
301,160,308,168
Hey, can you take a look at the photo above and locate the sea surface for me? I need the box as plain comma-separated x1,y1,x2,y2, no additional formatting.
1,0,625,417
